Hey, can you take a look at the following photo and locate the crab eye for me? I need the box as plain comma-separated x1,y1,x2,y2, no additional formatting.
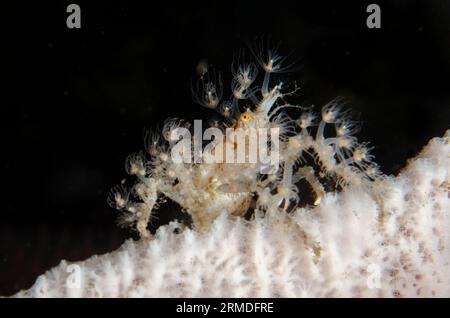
241,112,250,121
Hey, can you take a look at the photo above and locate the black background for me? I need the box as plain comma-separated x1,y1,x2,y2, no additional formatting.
1,0,449,296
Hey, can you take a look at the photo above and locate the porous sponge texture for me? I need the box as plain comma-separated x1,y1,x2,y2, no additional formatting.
14,132,449,297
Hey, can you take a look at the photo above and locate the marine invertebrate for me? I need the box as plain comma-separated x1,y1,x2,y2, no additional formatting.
11,42,450,298
108,43,382,238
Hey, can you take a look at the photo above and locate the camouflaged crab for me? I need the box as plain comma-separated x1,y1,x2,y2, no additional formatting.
108,42,381,239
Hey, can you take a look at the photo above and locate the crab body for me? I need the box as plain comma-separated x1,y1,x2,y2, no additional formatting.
109,43,380,239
